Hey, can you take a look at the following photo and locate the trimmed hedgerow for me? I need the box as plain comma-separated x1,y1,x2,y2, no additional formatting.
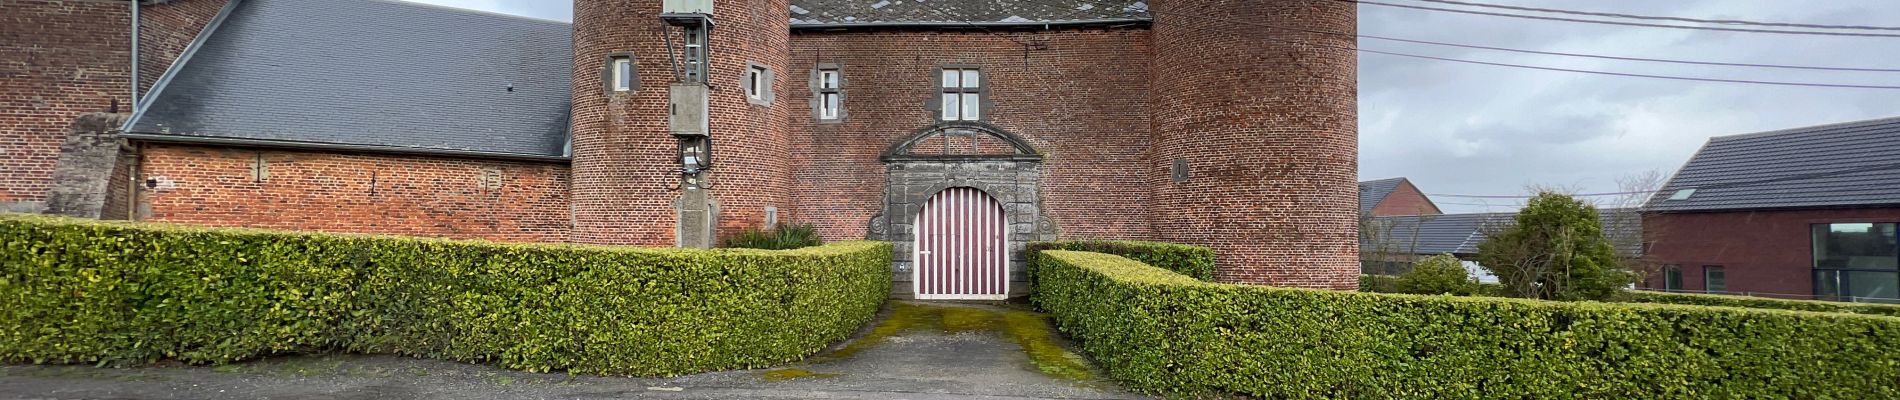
1623,290,1900,318
1026,240,1214,282
0,214,890,376
1035,250,1900,399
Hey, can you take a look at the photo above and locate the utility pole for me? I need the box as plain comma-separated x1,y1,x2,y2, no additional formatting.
661,1,716,248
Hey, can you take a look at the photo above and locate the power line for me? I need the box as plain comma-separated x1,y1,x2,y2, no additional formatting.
1174,1,1900,72
1410,0,1900,32
1065,0,1900,89
1426,161,1900,199
1429,191,1651,199
1346,0,1900,38
1359,33,1900,73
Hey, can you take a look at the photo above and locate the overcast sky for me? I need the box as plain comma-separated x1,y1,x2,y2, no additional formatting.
406,0,1900,213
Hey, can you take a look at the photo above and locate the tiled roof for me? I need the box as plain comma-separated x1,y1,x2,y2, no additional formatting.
789,0,1151,27
1358,177,1406,214
1364,209,1643,257
1646,116,1900,212
128,0,573,158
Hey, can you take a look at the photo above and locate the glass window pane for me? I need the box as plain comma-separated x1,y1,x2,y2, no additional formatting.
614,60,632,90
941,93,959,120
1664,265,1682,290
1847,271,1900,302
1816,270,1842,300
1704,266,1725,293
1813,223,1898,270
961,93,979,120
961,69,980,88
822,93,839,119
820,70,838,89
942,69,959,88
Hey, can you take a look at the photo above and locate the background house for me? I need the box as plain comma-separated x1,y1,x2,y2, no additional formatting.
1360,177,1442,217
1643,116,1900,303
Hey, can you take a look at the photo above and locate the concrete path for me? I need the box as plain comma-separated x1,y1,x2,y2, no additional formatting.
0,302,1143,399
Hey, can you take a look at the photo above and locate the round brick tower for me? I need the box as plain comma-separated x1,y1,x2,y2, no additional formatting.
570,0,793,245
1147,0,1359,289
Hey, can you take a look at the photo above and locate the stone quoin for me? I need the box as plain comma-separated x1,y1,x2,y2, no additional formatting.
2,0,1358,295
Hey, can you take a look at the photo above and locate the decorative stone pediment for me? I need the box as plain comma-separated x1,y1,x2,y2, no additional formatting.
880,121,1041,162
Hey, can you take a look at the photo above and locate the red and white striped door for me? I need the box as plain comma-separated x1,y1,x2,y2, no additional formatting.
913,187,1008,300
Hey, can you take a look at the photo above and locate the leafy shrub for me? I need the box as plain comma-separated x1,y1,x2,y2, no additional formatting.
1394,254,1477,295
1624,290,1900,318
1477,191,1634,301
0,214,890,375
1025,240,1214,282
721,222,823,250
1034,250,1900,399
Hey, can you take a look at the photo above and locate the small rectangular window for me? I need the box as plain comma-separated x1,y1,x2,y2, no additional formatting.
604,54,636,94
612,58,633,91
939,67,982,121
816,68,841,120
747,65,768,101
1664,264,1683,291
1704,266,1725,293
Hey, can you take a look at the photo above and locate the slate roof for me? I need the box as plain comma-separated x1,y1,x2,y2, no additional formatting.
1646,116,1900,212
128,0,573,159
1364,210,1643,257
1358,177,1406,214
788,0,1151,27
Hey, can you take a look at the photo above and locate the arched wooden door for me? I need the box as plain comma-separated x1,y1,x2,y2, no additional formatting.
913,187,1008,300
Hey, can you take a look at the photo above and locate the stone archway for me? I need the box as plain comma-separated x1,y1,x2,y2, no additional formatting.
870,121,1052,298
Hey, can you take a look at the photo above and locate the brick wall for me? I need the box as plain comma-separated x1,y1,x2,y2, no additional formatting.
569,0,793,246
136,144,571,242
1,0,132,210
785,28,1156,241
1370,179,1442,216
0,0,224,212
1643,208,1900,298
1148,0,1359,289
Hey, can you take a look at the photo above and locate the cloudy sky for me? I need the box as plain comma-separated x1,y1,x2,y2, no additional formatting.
407,0,1900,213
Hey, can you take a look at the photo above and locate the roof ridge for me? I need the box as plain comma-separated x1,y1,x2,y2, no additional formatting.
1711,115,1900,142
374,0,571,25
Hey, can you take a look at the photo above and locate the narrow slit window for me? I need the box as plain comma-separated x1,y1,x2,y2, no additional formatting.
940,67,982,121
817,68,841,120
747,65,768,101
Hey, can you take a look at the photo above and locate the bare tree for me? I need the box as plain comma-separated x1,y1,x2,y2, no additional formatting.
1607,170,1667,288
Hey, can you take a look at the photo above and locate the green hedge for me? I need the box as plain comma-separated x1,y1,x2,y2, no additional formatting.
1036,250,1900,399
1026,240,1214,282
1623,290,1900,318
0,214,890,376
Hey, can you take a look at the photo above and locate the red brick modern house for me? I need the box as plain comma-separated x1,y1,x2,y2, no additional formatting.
1359,177,1441,217
1642,117,1900,303
3,0,1360,298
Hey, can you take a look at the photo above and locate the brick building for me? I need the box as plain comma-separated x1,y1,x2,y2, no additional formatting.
1359,177,1441,217
4,0,1359,297
1642,117,1900,303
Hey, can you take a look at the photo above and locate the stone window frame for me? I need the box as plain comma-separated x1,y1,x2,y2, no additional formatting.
811,63,845,123
744,61,775,106
930,64,990,122
602,52,637,95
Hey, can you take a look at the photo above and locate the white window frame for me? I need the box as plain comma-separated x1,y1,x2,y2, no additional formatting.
745,63,773,105
939,67,982,121
816,68,842,120
611,58,634,92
